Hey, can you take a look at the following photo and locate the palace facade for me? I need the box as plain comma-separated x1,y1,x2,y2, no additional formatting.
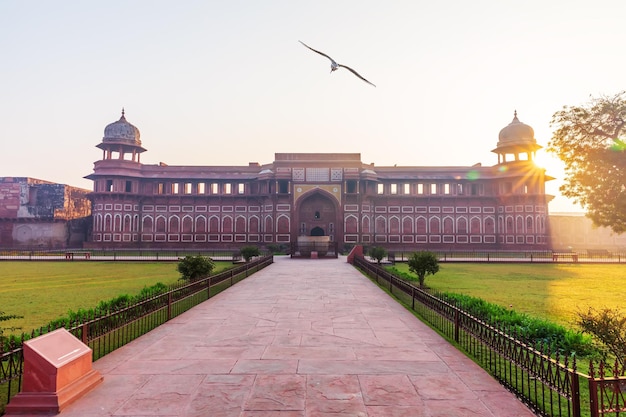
85,111,554,250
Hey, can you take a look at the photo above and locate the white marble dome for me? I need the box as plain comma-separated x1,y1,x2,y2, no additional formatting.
103,109,141,145
497,111,535,147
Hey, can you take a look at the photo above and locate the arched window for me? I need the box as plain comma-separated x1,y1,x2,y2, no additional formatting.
196,216,206,233
470,217,481,234
345,215,358,233
222,216,233,233
389,217,400,234
416,217,427,234
209,216,220,232
104,214,112,232
114,215,122,232
169,216,180,234
277,215,290,233
457,217,467,234
264,216,273,235
506,217,514,234
249,216,259,234
402,217,413,234
362,216,370,234
235,216,246,233
123,215,132,232
429,217,440,234
142,216,153,233
182,216,193,233
484,217,495,234
375,216,387,234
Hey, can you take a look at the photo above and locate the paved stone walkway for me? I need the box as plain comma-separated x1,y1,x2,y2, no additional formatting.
40,256,533,416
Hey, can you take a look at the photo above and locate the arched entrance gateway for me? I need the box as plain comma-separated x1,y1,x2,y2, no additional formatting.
293,189,341,257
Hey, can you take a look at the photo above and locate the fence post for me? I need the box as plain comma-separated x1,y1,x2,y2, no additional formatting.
411,287,415,310
207,276,211,299
588,363,599,417
81,322,89,345
570,371,581,417
167,292,172,321
454,309,460,342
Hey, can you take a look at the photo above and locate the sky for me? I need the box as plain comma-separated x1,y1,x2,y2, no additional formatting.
1,1,625,213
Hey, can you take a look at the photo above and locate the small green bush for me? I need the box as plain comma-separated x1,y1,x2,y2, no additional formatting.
578,307,626,367
407,251,440,288
240,246,260,262
369,246,387,264
177,255,214,280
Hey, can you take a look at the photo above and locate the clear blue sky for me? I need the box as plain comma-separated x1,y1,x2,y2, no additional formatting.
2,0,624,212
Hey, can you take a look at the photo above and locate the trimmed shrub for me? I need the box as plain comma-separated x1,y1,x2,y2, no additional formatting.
240,246,261,262
177,255,214,280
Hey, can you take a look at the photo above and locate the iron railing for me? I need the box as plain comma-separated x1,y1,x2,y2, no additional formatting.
0,248,253,262
353,255,626,417
0,255,273,414
373,249,626,264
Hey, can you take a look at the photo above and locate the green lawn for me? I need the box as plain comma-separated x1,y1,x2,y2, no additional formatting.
2,260,624,337
0,261,231,335
390,262,626,328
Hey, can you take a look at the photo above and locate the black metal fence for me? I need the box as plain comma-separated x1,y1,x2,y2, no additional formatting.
353,255,626,417
0,248,254,262
0,255,273,414
369,249,626,264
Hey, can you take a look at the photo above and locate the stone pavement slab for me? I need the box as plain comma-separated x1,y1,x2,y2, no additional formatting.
11,256,534,417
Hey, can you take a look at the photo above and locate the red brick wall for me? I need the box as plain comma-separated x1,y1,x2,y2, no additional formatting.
0,180,21,218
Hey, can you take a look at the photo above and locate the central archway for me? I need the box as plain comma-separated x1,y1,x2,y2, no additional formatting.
310,226,325,236
295,190,339,241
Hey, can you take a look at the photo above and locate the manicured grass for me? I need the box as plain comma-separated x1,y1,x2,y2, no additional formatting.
390,263,626,328
0,261,232,335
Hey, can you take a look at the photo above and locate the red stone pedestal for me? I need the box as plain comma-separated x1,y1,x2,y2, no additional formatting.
310,251,318,259
5,328,103,414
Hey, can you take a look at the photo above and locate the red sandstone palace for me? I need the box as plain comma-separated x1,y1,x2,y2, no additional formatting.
85,110,554,250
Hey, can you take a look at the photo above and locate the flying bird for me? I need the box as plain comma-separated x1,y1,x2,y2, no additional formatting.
299,40,376,87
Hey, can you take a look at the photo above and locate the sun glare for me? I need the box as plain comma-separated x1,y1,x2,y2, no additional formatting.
534,150,565,177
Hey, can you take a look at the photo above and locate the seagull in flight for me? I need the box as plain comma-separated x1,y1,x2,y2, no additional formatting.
299,40,376,87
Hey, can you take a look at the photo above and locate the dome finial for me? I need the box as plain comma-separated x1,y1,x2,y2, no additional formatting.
121,107,126,120
514,109,517,118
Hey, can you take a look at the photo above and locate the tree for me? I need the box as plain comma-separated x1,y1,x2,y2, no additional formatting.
177,255,214,280
369,246,387,265
548,91,626,233
577,307,626,368
240,246,260,262
407,251,440,288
